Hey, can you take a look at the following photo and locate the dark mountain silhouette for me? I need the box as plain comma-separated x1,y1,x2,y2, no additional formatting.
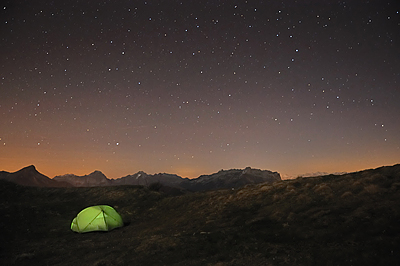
1,163,400,265
181,167,281,191
297,171,348,178
53,170,188,188
53,170,112,187
0,165,71,187
113,171,186,187
52,166,281,191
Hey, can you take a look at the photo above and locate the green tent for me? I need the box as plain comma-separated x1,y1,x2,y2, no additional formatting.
71,205,124,233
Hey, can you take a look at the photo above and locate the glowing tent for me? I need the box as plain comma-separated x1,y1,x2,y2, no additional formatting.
71,205,124,233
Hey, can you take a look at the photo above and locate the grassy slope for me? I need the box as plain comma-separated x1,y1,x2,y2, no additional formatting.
1,165,400,265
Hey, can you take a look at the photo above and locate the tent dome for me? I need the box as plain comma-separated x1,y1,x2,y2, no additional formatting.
71,205,124,233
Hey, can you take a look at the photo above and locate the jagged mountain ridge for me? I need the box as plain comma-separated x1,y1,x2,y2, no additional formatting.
53,171,187,188
113,171,186,187
53,170,112,187
54,166,281,191
181,167,281,191
0,165,71,187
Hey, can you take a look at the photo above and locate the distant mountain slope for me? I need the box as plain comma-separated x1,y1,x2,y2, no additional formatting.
53,170,112,187
53,171,186,188
182,167,281,191
53,166,281,191
113,171,186,187
0,165,71,187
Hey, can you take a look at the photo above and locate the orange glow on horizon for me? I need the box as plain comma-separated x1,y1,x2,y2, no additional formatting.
2,154,399,181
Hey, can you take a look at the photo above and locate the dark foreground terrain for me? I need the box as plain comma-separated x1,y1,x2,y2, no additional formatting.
1,164,400,265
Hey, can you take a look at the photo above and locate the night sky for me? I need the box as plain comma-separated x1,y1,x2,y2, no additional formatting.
1,0,399,179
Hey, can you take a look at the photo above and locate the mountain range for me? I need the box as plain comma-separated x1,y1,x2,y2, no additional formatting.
0,165,281,191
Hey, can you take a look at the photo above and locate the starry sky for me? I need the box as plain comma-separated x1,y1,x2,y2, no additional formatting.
1,0,399,179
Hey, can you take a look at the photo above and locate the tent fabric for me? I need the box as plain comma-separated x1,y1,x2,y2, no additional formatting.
71,205,123,233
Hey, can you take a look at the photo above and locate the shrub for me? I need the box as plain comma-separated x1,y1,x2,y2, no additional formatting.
341,191,353,198
362,184,385,195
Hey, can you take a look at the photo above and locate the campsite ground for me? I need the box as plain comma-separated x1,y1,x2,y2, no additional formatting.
1,165,400,265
